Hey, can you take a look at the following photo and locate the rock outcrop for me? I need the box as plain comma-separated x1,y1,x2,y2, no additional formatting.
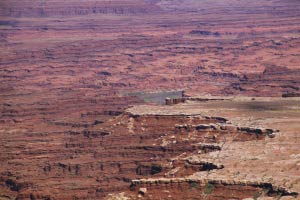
128,178,298,200
1,0,300,199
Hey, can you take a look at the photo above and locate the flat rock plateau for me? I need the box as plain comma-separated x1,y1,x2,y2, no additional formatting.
0,0,300,199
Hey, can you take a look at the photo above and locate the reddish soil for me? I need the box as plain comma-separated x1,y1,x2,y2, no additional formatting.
0,0,300,199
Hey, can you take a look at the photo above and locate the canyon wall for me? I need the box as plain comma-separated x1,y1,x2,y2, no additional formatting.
1,0,300,199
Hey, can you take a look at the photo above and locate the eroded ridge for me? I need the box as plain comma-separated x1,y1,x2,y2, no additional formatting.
0,100,281,199
105,97,300,199
1,0,300,198
128,178,298,200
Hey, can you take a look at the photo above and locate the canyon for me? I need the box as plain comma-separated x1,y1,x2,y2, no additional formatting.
1,0,300,199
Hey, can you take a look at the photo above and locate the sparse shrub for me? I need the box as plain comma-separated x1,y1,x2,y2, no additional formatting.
291,192,299,198
189,181,199,189
204,183,214,194
276,191,283,199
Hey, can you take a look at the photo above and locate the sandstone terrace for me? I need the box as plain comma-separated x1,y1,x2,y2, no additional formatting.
1,0,300,199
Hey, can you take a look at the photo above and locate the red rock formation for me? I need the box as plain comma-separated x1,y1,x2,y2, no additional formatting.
1,0,300,199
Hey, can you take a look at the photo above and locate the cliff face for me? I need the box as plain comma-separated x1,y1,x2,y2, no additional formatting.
0,1,161,17
105,99,300,200
129,178,298,200
2,102,296,199
1,0,300,199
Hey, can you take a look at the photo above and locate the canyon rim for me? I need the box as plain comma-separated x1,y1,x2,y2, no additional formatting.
1,0,300,199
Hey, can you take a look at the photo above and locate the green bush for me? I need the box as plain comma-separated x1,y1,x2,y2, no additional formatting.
204,183,214,194
189,181,199,189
